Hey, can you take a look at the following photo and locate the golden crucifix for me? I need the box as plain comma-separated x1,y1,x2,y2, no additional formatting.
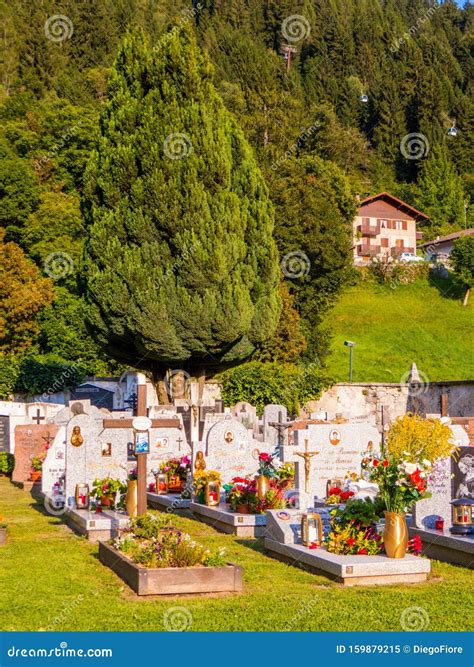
295,439,319,493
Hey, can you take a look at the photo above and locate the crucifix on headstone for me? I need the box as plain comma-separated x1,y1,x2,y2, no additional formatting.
32,409,45,425
42,431,55,448
295,439,319,494
176,436,183,452
269,410,292,457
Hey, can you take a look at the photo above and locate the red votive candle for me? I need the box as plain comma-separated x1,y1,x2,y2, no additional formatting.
435,518,444,531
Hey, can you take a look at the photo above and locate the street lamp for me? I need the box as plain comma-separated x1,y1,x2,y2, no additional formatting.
344,340,356,382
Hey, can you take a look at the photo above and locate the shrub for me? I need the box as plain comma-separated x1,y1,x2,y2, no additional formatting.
218,361,330,415
386,413,455,464
0,453,14,475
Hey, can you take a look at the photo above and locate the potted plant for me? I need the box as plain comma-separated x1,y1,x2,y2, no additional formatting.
30,454,46,482
90,477,126,510
226,477,256,513
126,467,138,517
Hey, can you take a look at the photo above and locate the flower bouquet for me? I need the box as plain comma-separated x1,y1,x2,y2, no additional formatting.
90,477,127,510
159,456,191,492
193,470,221,503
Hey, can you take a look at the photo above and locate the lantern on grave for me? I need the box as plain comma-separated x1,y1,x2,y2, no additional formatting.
75,483,89,510
155,473,168,495
205,481,220,507
450,498,474,535
301,512,323,547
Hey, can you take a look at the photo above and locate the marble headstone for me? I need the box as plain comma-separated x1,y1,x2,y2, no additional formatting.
12,424,60,483
232,402,258,433
263,404,288,447
412,457,452,529
202,416,259,481
452,445,474,500
41,426,67,496
284,422,380,500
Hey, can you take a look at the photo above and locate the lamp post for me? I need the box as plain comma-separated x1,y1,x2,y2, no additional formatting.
344,340,356,383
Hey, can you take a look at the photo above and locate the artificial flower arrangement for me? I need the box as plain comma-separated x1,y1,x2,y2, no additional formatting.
193,470,222,502
30,452,47,477
257,452,278,478
128,467,138,481
90,476,127,510
112,512,227,569
326,498,384,555
326,486,355,505
275,461,295,488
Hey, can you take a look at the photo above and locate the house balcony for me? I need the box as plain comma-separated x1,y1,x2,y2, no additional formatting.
357,244,381,257
359,223,380,236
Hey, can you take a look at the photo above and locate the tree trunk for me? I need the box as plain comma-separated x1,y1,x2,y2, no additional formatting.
151,367,169,405
463,287,470,306
197,367,206,400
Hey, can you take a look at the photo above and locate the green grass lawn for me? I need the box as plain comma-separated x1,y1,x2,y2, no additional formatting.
326,276,474,383
0,477,473,632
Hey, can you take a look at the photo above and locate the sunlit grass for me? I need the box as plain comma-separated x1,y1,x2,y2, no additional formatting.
0,478,473,631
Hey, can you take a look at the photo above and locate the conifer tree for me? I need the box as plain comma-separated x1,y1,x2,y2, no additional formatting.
83,25,280,399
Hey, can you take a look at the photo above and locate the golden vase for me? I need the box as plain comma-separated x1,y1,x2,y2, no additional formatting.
126,480,138,518
383,511,408,558
257,475,270,500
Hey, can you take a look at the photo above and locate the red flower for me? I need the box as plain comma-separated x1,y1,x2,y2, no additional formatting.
309,542,318,550
382,459,389,467
372,459,379,467
328,487,342,496
357,548,368,555
259,453,271,462
347,537,356,546
340,491,355,501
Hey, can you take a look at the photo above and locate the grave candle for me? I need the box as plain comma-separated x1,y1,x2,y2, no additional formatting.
205,481,220,507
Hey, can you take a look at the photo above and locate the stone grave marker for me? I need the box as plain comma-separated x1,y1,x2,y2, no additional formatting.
12,424,60,483
41,426,67,496
202,416,260,481
284,422,380,501
232,402,258,433
0,415,10,452
452,445,474,500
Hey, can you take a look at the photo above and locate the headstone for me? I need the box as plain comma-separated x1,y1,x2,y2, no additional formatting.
12,424,60,483
232,402,258,432
412,457,452,529
0,415,10,452
283,422,380,501
203,417,259,480
452,446,474,500
41,426,67,496
176,405,192,445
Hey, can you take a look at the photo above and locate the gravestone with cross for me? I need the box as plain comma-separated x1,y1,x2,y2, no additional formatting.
12,424,60,483
201,416,260,482
263,404,289,449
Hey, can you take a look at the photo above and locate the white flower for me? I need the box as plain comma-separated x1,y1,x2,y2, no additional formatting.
403,462,417,475
422,459,431,468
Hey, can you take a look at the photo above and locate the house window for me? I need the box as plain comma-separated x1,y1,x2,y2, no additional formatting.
402,221,407,230
395,239,405,248
380,219,387,228
381,238,389,248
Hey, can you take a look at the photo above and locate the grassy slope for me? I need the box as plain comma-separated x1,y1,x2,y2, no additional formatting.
326,276,474,383
0,478,473,632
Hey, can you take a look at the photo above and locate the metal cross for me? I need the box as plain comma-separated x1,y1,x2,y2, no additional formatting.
295,439,319,494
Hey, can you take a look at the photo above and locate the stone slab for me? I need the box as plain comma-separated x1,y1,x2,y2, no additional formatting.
65,507,129,542
12,424,60,483
147,492,191,511
190,501,267,537
264,538,430,586
409,526,474,569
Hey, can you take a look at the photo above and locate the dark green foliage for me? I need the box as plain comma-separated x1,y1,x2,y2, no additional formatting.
0,354,20,400
451,235,474,303
14,356,83,396
0,453,14,475
218,361,329,415
83,25,281,377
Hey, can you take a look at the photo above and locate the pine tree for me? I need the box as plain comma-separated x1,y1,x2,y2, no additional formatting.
83,25,280,399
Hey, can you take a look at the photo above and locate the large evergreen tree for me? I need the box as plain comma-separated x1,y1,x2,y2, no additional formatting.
82,25,280,398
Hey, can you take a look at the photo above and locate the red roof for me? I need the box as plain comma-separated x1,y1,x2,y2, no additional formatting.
418,228,474,247
359,192,429,221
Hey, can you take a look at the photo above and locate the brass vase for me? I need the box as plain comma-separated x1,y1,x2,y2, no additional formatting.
383,511,408,558
126,480,138,518
257,475,270,500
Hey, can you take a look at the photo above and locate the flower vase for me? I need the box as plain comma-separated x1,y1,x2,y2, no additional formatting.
383,511,408,558
30,471,41,483
126,480,138,518
100,494,114,508
257,475,270,500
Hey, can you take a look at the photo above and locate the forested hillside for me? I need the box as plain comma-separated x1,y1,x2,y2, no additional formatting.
0,0,472,397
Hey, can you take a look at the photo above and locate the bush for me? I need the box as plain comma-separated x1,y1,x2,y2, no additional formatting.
218,361,330,415
0,453,14,475
14,355,83,396
0,354,20,399
368,257,429,286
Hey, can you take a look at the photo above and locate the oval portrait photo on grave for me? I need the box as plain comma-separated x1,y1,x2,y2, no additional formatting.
329,429,341,446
